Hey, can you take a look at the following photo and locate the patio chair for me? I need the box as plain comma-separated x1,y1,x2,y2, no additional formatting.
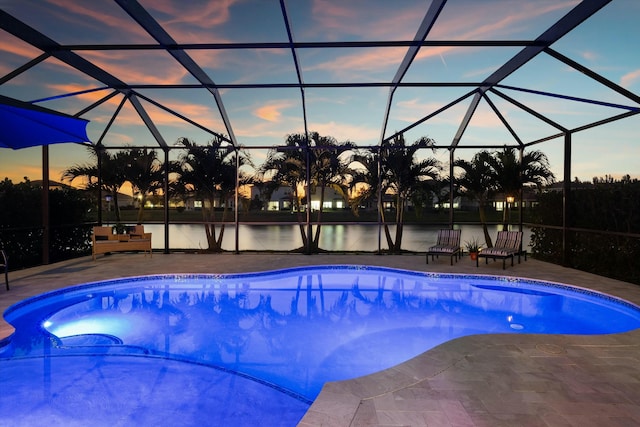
1,249,8,290
426,229,461,266
476,230,525,269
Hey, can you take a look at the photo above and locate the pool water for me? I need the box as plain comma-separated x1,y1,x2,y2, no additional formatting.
1,265,640,426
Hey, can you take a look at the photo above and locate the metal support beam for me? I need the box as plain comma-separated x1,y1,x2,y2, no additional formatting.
0,10,129,90
483,0,611,87
495,83,639,111
451,91,483,148
305,139,312,254
134,92,232,143
448,0,610,148
518,147,524,232
544,47,640,106
52,40,551,51
379,0,447,143
115,0,238,147
76,90,121,117
97,144,103,225
0,52,50,85
449,149,455,227
234,149,240,254
41,146,49,265
280,0,314,254
482,93,523,145
383,90,476,143
563,132,572,267
129,94,169,149
280,0,309,136
163,148,170,254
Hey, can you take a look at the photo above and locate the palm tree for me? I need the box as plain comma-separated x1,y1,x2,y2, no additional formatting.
349,135,440,253
454,151,495,247
259,133,308,247
119,147,164,223
176,137,252,252
62,146,127,223
307,133,355,251
488,147,555,228
456,148,555,248
348,149,381,218
259,131,354,253
380,134,440,253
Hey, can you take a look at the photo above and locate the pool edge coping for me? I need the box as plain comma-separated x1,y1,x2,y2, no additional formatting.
298,328,640,426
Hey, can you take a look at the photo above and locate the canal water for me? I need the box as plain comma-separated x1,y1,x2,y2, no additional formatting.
140,224,531,252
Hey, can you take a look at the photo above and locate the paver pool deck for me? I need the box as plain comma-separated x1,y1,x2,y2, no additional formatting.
1,252,639,426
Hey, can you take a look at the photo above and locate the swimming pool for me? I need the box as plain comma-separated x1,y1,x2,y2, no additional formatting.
1,265,639,426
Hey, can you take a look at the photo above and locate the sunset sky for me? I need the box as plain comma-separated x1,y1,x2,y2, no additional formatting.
0,0,638,191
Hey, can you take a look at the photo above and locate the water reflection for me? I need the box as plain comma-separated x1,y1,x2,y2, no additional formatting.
143,223,532,251
4,267,640,399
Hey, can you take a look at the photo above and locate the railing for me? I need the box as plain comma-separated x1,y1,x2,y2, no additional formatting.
2,220,638,285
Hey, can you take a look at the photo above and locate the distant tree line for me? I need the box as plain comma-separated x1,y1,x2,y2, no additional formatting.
530,177,640,285
0,177,94,269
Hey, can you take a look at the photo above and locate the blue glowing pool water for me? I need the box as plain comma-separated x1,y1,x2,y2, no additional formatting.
1,265,639,426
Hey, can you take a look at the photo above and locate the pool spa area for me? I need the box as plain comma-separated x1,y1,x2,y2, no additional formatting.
1,262,640,426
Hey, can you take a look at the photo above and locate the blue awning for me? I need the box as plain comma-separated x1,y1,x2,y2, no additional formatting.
0,95,91,150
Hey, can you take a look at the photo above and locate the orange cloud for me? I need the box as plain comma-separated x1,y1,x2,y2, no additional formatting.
41,0,153,42
47,83,116,103
621,69,640,89
0,39,42,60
306,47,407,76
254,105,282,122
77,50,191,85
253,101,297,122
147,0,237,28
44,81,224,132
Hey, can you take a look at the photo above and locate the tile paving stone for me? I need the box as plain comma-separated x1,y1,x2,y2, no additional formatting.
420,411,453,426
438,399,475,425
482,414,552,427
350,404,378,426
538,412,574,427
2,253,640,426
376,410,432,427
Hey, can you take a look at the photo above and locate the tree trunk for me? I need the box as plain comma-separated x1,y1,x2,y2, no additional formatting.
136,195,146,224
203,198,222,252
378,197,394,250
293,187,308,249
112,190,121,223
393,195,405,253
215,200,229,250
478,202,493,247
312,185,326,250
